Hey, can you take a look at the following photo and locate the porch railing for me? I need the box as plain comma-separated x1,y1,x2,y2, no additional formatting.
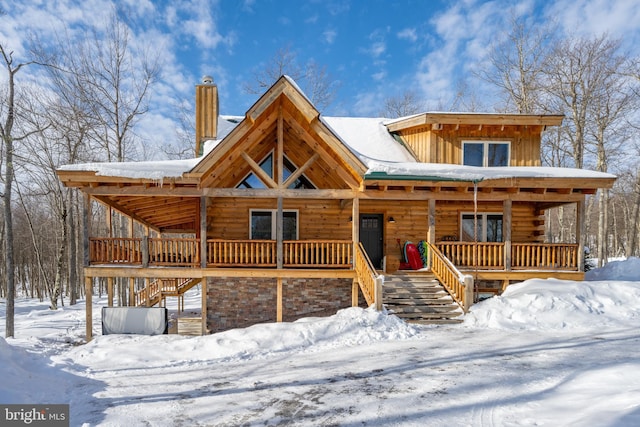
206,239,353,268
427,242,472,312
90,238,579,272
354,243,382,309
436,242,579,271
437,242,504,268
149,238,200,266
207,239,276,267
283,240,352,268
89,238,142,264
512,243,579,270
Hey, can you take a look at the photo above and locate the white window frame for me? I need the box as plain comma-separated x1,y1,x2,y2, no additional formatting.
462,140,511,167
249,209,299,240
460,212,504,242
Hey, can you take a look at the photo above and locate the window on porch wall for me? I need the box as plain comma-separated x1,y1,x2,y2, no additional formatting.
461,213,503,242
250,210,298,240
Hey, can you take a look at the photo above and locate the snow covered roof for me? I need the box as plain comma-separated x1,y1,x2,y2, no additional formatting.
365,162,617,183
56,77,612,185
57,112,615,183
322,116,416,164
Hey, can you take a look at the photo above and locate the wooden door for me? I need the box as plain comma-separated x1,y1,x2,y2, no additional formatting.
360,214,384,269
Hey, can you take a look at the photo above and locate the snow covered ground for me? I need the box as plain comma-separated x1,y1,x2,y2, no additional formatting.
1,258,639,426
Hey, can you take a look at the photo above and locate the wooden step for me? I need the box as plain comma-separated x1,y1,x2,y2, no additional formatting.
382,273,464,325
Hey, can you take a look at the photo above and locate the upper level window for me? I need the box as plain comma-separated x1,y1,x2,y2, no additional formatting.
237,152,316,189
462,141,510,167
461,213,503,242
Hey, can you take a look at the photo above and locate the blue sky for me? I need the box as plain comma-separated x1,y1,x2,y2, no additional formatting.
2,0,640,154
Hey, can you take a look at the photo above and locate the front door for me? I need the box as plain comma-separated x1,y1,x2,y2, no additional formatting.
360,214,384,269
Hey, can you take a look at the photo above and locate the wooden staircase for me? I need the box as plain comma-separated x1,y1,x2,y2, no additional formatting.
383,273,464,325
135,278,202,307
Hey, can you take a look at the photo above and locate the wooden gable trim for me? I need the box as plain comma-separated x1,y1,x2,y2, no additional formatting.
191,76,367,190
281,109,361,190
283,153,319,189
241,151,277,188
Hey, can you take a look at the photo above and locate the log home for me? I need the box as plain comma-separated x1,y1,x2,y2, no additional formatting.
57,76,616,339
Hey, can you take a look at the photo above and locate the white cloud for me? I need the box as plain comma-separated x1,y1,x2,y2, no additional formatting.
305,14,319,24
323,28,337,44
242,0,256,13
397,28,418,43
368,41,386,58
545,0,640,46
353,91,384,116
372,71,386,82
412,0,526,109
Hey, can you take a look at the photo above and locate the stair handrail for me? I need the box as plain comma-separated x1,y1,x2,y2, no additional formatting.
427,242,473,312
355,243,383,310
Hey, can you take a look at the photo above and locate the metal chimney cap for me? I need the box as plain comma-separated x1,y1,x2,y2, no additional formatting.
202,75,214,84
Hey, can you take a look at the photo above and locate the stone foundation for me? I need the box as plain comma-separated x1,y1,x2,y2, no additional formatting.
206,277,362,333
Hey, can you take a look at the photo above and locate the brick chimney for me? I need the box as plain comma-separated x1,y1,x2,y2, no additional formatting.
195,75,219,156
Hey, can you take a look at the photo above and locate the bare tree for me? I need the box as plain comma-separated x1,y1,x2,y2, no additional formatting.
379,90,424,118
244,45,339,112
0,43,43,337
586,51,635,265
542,36,622,169
479,15,555,114
26,10,161,306
622,57,640,257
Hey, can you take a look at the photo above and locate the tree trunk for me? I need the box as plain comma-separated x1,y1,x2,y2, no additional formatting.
50,207,68,310
68,190,78,305
627,174,640,257
4,138,15,337
597,189,608,267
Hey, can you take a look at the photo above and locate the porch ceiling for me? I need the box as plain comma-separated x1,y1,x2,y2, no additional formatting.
94,194,199,233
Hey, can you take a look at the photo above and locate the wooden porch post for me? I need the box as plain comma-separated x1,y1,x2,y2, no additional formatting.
351,197,360,306
352,197,360,264
201,278,208,334
577,199,585,272
85,276,93,341
144,277,150,307
277,197,283,269
200,197,209,334
106,205,112,238
141,236,149,267
83,194,91,267
129,278,135,306
428,199,436,268
504,199,512,272
374,276,383,311
107,277,114,307
276,105,284,270
83,195,93,341
200,196,208,268
352,279,359,307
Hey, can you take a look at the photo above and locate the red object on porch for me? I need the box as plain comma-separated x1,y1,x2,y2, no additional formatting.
405,243,423,270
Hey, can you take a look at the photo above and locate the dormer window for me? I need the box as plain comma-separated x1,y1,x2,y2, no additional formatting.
462,141,510,167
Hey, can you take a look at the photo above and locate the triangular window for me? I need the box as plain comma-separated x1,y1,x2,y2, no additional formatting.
236,152,316,189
